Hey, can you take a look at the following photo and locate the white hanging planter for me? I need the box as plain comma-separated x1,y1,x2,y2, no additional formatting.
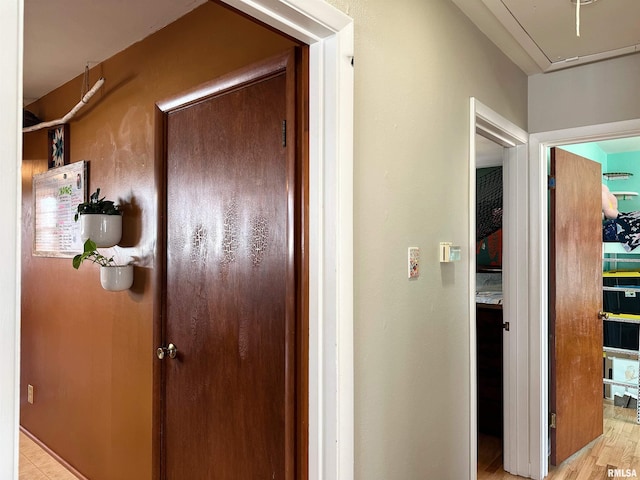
80,213,122,247
100,265,134,291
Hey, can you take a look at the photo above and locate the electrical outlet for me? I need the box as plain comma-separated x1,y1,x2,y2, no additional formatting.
408,247,420,278
27,384,34,404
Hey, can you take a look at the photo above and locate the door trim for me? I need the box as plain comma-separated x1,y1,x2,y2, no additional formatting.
0,0,22,476
217,3,354,478
469,98,528,479
159,1,353,479
529,118,640,480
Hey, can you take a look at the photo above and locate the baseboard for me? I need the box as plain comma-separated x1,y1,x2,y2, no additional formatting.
19,426,89,480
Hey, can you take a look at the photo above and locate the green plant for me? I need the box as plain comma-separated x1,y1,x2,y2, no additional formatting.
74,188,121,221
72,238,116,269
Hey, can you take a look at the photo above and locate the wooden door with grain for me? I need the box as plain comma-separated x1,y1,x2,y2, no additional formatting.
157,51,300,480
549,147,603,465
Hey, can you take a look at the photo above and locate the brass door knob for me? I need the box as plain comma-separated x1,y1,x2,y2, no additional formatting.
598,311,609,320
157,343,178,360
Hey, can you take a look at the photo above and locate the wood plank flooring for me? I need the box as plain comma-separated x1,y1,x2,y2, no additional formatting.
478,401,640,479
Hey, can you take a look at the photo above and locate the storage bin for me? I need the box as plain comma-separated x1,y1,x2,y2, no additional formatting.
603,272,640,350
603,272,640,315
604,320,639,350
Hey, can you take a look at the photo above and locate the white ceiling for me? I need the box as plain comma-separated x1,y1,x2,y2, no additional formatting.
23,0,207,105
592,137,640,155
452,0,640,74
22,0,640,155
476,134,504,167
24,0,640,102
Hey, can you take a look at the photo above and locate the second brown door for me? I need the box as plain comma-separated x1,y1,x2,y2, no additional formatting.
549,147,603,465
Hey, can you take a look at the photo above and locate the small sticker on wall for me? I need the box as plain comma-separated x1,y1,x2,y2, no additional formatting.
408,247,420,279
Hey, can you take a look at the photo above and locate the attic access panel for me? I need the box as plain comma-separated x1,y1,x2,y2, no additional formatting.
501,0,640,62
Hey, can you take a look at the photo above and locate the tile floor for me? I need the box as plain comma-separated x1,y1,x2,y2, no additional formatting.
19,431,78,480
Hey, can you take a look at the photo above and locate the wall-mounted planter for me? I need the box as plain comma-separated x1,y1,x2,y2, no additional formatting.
80,213,122,248
100,265,133,291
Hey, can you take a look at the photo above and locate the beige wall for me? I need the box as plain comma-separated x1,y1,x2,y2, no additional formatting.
529,54,640,133
326,0,527,478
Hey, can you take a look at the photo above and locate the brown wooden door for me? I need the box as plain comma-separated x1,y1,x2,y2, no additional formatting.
158,51,300,480
549,147,603,465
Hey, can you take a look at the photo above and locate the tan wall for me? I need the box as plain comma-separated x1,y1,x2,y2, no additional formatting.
325,0,527,478
21,3,296,479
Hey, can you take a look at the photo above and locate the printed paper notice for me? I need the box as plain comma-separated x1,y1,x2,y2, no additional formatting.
33,161,87,258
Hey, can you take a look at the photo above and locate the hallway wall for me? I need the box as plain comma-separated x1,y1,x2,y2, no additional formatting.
529,54,640,133
326,0,527,478
21,4,295,479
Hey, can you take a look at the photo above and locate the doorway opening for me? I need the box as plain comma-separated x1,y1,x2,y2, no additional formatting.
530,118,640,480
475,134,506,477
546,139,640,476
469,98,528,479
558,139,640,426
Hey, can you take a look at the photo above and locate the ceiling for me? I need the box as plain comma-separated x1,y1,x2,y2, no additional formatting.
24,0,640,104
23,0,207,105
596,137,640,154
451,0,640,75
22,0,640,154
24,0,640,103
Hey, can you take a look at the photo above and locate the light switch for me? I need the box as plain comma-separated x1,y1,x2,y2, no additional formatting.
408,247,420,278
440,242,461,263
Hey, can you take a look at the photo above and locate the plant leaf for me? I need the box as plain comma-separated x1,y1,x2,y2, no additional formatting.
84,238,97,253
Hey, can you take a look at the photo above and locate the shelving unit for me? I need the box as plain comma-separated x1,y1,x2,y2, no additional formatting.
603,243,640,269
602,314,640,424
603,172,634,181
611,191,639,200
602,247,640,424
603,171,637,200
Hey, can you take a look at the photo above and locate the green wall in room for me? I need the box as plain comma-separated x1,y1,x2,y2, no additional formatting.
606,151,640,213
559,142,608,168
558,143,640,214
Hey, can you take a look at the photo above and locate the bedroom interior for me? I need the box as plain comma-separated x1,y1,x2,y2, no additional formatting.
563,138,640,418
475,135,640,478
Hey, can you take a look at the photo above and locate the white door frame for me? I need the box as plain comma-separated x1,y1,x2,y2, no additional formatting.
529,118,640,480
220,3,355,478
469,98,529,479
0,1,355,479
0,0,23,478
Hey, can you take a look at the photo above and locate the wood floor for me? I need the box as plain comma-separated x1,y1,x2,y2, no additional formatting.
17,400,638,480
478,401,640,479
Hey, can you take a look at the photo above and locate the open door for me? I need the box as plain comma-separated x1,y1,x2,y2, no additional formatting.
549,147,604,465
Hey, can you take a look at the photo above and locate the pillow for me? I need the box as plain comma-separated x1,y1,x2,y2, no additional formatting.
602,184,619,219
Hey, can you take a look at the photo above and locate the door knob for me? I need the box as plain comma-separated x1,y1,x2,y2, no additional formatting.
157,343,178,360
598,311,609,320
